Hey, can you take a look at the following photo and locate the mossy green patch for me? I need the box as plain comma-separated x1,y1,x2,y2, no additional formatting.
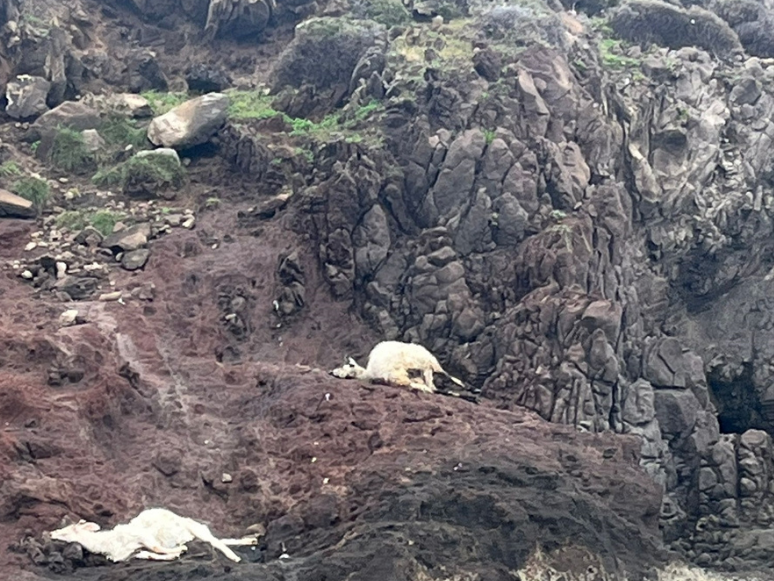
56,209,126,236
141,91,189,115
50,127,94,173
93,154,184,194
12,176,50,210
0,161,22,178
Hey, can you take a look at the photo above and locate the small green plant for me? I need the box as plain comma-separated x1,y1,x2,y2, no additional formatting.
353,0,410,27
290,112,341,137
484,129,496,145
12,176,49,210
55,209,125,236
50,127,94,173
141,91,189,115
99,116,149,150
226,90,283,121
354,100,383,121
550,209,567,221
93,155,185,194
205,197,221,209
0,161,21,178
295,147,314,164
90,210,123,236
599,38,641,70
30,141,40,153
92,166,123,188
55,210,89,232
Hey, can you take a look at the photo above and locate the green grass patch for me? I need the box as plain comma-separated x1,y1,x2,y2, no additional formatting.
50,127,94,173
0,161,22,178
141,91,189,115
93,154,185,193
99,116,149,150
226,90,282,121
56,209,126,236
12,176,49,210
599,38,641,69
353,0,410,27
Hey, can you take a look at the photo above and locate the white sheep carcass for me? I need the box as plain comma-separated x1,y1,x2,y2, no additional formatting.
48,507,258,563
330,340,465,393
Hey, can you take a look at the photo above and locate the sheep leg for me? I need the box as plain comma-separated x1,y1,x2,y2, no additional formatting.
186,522,242,562
135,550,184,561
422,368,436,392
220,536,259,546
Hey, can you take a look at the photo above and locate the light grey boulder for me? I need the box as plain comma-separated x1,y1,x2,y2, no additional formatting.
147,93,229,150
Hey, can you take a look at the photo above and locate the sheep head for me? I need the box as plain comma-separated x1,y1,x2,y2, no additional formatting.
330,357,364,379
50,520,102,543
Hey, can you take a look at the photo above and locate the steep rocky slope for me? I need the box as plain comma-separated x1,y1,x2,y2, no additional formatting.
4,0,774,579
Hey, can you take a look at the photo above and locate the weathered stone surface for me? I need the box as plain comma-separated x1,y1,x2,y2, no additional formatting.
121,249,150,271
32,101,101,134
147,93,229,149
136,147,181,165
5,75,50,119
101,223,151,252
0,189,35,219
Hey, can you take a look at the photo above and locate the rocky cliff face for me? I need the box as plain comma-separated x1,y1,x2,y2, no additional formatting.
4,0,774,579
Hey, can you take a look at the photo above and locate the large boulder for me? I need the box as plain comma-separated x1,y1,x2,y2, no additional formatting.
205,0,275,39
0,189,36,219
610,0,742,57
31,101,101,135
5,75,51,120
147,93,229,149
270,17,387,93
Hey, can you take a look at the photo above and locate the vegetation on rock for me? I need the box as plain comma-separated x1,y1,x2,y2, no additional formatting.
93,154,185,196
50,127,94,173
12,176,50,210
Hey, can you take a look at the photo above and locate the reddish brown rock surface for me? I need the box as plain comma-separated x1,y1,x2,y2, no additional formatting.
0,215,665,580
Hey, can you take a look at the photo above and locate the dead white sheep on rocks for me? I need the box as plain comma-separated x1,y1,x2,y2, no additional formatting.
48,507,258,563
330,340,465,393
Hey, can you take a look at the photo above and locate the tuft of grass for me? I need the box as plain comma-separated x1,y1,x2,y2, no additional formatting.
205,197,221,209
0,161,22,178
141,91,189,115
55,210,88,232
484,129,496,144
99,116,149,150
93,155,185,193
50,127,94,173
295,147,314,164
599,38,641,69
226,90,282,121
289,113,341,137
90,210,124,236
12,176,50,210
353,0,410,27
56,209,126,236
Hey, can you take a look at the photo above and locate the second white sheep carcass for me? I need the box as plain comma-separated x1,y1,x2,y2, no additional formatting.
49,507,259,563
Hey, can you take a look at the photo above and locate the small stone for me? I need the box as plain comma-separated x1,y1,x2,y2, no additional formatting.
25,242,36,251
55,261,67,279
98,291,122,301
59,309,79,326
182,216,195,229
121,249,150,271
222,473,233,483
21,269,33,279
58,177,68,184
